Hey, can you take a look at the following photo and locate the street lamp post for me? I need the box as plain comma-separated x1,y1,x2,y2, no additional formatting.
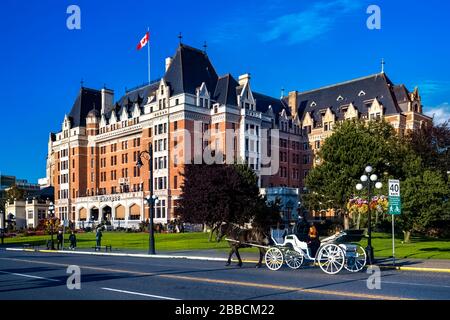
356,165,383,265
48,202,55,250
136,142,158,255
0,209,5,245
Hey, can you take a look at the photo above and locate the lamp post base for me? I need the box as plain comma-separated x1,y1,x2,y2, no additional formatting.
366,245,375,265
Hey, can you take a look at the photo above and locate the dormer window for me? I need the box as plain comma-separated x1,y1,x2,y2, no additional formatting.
160,86,164,95
310,101,317,107
358,90,366,97
337,95,344,101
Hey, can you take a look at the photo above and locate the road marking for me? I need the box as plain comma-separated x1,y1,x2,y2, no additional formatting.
0,270,61,282
7,248,450,273
0,257,412,300
102,287,180,300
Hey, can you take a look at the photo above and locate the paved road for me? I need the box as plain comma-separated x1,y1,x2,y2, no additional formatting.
0,250,449,300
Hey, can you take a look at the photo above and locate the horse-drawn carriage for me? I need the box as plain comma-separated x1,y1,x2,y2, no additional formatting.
264,229,367,275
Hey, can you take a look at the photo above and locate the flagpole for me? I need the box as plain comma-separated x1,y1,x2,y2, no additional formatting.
147,27,151,84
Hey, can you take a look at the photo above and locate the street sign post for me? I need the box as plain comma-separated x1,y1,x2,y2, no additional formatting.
388,180,401,265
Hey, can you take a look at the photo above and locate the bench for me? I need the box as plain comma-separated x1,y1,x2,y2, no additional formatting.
92,245,112,252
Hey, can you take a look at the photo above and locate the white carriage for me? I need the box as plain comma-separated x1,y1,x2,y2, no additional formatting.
264,229,367,275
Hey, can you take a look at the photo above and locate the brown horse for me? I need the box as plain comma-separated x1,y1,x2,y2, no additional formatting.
216,223,270,268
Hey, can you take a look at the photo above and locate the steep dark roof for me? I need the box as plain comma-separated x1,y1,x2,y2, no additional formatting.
68,87,102,127
393,84,410,103
106,81,160,121
164,44,219,96
213,74,239,106
254,92,290,119
291,73,401,123
27,186,55,201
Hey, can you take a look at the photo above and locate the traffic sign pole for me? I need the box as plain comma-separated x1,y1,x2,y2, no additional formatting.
392,215,395,266
388,179,401,266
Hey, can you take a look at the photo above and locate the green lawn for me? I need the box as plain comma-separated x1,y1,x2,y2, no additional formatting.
2,231,229,252
359,232,450,260
2,231,450,259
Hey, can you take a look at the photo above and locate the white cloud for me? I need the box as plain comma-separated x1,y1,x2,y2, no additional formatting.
260,0,364,44
425,103,450,125
416,80,450,96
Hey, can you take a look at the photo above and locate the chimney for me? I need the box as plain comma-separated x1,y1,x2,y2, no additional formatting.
238,73,251,86
165,57,173,72
288,91,298,119
101,88,114,114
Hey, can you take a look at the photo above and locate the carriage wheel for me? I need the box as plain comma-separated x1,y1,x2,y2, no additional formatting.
265,248,284,271
316,244,345,275
285,250,304,270
344,245,367,273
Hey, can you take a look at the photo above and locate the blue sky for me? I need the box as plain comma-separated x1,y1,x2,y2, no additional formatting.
1,0,449,182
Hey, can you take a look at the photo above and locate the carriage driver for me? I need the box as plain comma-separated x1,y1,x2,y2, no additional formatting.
307,223,321,257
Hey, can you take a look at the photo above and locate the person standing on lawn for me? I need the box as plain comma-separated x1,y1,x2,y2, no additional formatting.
69,231,77,250
56,230,63,250
96,228,102,248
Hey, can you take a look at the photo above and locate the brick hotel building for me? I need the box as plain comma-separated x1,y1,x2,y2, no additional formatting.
46,43,431,228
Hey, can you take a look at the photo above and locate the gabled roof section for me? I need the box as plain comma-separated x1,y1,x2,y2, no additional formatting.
293,73,401,124
393,84,410,103
68,87,102,127
254,92,290,120
107,81,159,121
213,74,239,106
164,44,219,96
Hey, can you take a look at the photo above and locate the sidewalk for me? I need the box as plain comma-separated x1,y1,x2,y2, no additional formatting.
3,245,450,273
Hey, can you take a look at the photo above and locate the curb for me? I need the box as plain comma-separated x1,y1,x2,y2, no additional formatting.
5,248,450,274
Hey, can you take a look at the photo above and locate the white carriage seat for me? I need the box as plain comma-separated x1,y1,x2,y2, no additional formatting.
293,235,309,251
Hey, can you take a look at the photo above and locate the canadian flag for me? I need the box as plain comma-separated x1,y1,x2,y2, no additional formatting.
136,32,149,50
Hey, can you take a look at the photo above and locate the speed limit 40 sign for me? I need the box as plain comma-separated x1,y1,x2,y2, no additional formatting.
388,180,401,215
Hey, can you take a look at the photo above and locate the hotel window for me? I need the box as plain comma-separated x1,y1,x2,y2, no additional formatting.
175,99,179,105
174,121,178,131
370,113,382,120
161,200,166,218
215,123,219,133
174,176,178,189
315,141,321,149
303,142,309,150
303,155,309,164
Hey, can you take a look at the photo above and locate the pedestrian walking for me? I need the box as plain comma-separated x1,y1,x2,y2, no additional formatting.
69,231,77,250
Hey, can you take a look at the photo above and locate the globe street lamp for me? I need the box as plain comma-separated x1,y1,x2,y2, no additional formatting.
136,142,157,255
48,202,55,250
145,194,159,254
0,209,5,245
356,165,383,264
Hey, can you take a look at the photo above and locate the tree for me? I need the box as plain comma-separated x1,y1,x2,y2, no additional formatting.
304,120,416,229
176,163,265,240
6,185,25,202
407,121,450,179
398,169,450,242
